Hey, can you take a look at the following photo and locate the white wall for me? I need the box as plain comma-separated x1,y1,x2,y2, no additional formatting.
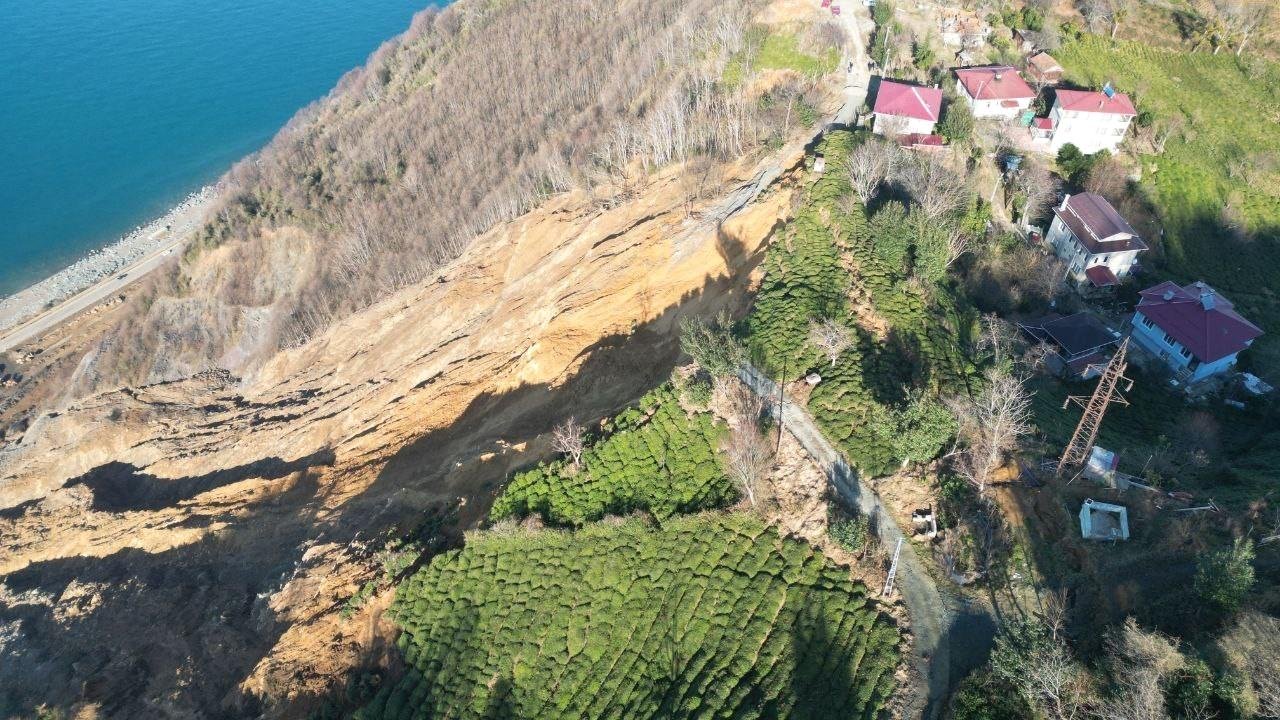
1049,101,1133,154
956,79,1032,120
1047,214,1141,282
873,113,937,136
1131,311,1240,382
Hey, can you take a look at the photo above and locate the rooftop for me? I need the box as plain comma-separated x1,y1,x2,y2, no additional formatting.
1020,312,1117,358
1055,88,1137,116
1027,52,1063,75
873,80,942,122
1137,281,1264,363
1054,192,1147,254
954,66,1036,101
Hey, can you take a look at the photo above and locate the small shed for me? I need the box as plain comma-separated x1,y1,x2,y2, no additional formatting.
813,154,826,174
1079,499,1129,541
1082,446,1119,487
1019,313,1118,379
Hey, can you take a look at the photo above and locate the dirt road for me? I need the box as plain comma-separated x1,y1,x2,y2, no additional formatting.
739,364,959,720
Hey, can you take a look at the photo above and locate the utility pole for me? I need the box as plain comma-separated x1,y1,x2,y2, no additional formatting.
775,358,787,454
1057,337,1134,477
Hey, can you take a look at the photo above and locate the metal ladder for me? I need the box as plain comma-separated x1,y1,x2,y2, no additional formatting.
881,537,903,597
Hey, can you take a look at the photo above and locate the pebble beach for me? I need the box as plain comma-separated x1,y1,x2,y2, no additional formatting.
0,186,218,334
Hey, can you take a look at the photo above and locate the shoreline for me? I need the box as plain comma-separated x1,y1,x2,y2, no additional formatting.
0,186,220,337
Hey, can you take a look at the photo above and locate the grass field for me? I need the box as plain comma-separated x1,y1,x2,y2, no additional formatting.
724,27,841,87
358,514,899,720
1056,37,1280,373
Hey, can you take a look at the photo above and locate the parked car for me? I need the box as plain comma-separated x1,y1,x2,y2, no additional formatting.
831,5,841,14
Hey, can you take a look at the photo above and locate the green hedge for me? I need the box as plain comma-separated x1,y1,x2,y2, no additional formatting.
358,514,900,720
489,385,733,526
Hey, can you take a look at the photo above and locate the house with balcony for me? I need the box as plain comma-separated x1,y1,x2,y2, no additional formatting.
872,80,942,138
954,66,1036,120
1046,193,1147,290
1131,281,1264,384
1042,88,1137,154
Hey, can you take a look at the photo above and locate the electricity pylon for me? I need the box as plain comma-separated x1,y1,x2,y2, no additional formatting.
1057,337,1134,478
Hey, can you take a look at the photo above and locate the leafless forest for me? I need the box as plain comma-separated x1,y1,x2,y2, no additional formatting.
80,0,841,390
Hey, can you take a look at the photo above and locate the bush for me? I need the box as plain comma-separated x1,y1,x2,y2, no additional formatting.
1194,538,1255,618
359,515,900,719
950,669,1031,720
828,510,869,553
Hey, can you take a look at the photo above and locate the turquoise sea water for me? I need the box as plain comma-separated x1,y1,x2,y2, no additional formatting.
0,0,433,297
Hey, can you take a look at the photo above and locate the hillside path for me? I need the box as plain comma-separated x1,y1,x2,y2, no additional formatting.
738,363,954,720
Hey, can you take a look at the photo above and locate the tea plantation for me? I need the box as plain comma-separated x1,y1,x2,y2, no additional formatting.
357,514,900,719
489,384,733,526
746,130,973,477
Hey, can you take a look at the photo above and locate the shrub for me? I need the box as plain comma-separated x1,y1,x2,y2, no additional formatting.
828,509,870,553
1194,538,1256,618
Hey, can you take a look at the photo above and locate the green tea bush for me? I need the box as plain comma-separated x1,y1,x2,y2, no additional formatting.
358,514,900,719
490,385,732,526
744,130,973,477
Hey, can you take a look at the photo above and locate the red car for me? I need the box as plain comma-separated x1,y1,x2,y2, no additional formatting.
821,0,831,6
831,5,841,14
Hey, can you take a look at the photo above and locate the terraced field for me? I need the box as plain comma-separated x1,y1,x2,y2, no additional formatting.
489,384,732,526
357,514,900,720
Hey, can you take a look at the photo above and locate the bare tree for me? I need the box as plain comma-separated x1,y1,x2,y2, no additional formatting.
1078,0,1115,36
1222,611,1280,718
946,367,1035,492
993,593,1091,720
1213,0,1274,56
895,153,969,221
808,318,855,367
1013,160,1060,227
847,138,897,205
552,416,587,469
714,377,772,508
1100,618,1186,720
944,225,972,267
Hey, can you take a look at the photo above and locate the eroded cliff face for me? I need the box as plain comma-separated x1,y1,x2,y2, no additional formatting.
0,150,802,716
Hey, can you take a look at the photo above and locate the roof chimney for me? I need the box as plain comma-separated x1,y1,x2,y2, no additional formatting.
994,72,1003,81
1060,193,1071,210
1162,289,1175,301
1200,290,1215,310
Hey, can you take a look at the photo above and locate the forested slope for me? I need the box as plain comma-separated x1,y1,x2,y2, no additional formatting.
83,0,844,389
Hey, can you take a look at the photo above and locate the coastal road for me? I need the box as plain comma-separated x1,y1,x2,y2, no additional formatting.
738,363,955,720
0,238,182,354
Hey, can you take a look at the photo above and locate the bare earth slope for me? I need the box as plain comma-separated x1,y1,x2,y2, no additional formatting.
0,151,801,717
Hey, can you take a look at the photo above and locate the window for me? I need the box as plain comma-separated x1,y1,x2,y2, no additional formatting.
1140,315,1153,329
1101,254,1111,263
1163,331,1177,346
1179,347,1192,360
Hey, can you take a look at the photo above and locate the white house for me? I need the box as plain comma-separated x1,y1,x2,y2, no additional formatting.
953,66,1036,120
1130,281,1264,384
1046,88,1137,154
872,80,942,137
1046,192,1147,289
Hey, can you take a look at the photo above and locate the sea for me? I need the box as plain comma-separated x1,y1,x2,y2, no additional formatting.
0,0,435,297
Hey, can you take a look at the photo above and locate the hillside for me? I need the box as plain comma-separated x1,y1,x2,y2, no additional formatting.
70,0,836,391
0,0,855,715
1057,36,1280,372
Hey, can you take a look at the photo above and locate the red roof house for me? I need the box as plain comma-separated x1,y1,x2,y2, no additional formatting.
1132,281,1263,381
953,66,1037,119
872,81,942,136
1053,88,1137,116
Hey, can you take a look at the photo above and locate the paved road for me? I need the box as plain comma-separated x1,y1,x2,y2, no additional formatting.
0,239,182,354
738,364,952,720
